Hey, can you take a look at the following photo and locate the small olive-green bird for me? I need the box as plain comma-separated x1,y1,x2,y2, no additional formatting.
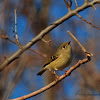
37,42,73,76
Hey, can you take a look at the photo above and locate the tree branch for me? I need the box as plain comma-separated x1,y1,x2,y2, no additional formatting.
10,56,91,100
76,13,100,30
75,0,78,7
14,9,21,48
67,31,93,57
0,0,100,71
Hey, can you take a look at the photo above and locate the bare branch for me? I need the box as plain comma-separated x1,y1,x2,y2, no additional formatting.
0,0,99,71
75,0,78,7
29,49,47,58
10,56,91,100
67,31,93,57
91,4,96,10
67,31,87,53
0,35,16,44
14,9,21,48
76,13,100,31
41,38,51,46
84,0,96,10
64,0,72,11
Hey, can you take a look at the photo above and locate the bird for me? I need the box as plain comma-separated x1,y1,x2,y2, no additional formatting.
37,42,73,77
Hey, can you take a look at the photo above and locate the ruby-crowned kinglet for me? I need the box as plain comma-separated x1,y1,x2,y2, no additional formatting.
37,42,73,76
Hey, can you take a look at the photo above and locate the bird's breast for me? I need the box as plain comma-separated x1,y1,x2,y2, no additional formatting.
49,53,72,70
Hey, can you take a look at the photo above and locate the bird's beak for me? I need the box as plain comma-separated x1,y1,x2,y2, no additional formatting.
68,41,71,45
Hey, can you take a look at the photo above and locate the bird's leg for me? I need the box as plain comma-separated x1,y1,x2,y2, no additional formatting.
53,71,59,79
48,68,59,79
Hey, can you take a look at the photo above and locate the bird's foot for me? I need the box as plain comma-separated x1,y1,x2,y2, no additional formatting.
54,75,59,81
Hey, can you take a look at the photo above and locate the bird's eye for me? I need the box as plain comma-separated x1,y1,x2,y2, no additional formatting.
62,45,66,49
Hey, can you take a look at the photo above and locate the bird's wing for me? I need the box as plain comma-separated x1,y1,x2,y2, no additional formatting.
43,55,58,67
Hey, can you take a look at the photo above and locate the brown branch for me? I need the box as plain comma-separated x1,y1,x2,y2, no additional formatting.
41,38,51,46
64,0,71,11
91,4,96,10
67,31,87,53
76,13,100,31
75,0,78,7
67,31,93,57
0,0,99,71
14,9,21,48
0,35,16,44
29,49,47,58
10,57,91,100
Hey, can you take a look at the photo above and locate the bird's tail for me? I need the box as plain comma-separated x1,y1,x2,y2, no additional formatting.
37,67,47,75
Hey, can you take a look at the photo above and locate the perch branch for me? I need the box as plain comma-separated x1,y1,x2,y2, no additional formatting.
10,56,92,100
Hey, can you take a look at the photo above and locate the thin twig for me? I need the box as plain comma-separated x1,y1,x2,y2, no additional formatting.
68,0,72,7
14,9,21,48
67,31,93,56
92,5,96,10
41,38,51,46
76,13,100,31
67,31,86,52
29,49,47,57
64,0,71,11
75,0,78,7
